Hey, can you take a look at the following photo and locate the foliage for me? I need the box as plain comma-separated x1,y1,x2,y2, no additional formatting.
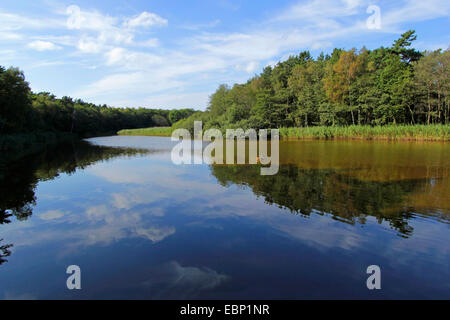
0,70,194,137
1,30,449,141
192,31,449,131
169,108,196,124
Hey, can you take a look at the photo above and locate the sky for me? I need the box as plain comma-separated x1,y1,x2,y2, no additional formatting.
1,0,449,110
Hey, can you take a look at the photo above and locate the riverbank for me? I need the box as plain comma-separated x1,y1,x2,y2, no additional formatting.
0,132,77,164
117,125,450,141
117,127,172,137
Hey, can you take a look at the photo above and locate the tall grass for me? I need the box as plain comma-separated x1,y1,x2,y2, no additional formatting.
117,127,173,137
117,125,449,141
279,125,450,141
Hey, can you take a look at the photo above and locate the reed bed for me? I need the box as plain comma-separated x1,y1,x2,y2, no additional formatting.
279,125,450,141
117,127,173,137
117,125,449,141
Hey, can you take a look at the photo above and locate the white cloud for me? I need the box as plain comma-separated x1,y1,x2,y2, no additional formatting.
245,61,259,73
137,38,160,48
77,37,103,53
77,72,145,96
65,5,143,50
31,35,77,47
104,47,163,68
40,210,65,220
274,0,363,23
0,32,22,40
382,0,450,29
105,48,128,65
1,1,449,108
66,5,118,32
124,12,168,29
142,261,230,298
343,0,362,9
86,205,110,221
135,226,175,242
0,10,64,31
28,40,62,51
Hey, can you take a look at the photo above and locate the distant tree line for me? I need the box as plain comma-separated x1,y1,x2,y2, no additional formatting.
0,68,195,136
175,30,449,132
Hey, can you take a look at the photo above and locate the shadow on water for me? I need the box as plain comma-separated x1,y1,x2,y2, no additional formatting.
0,140,148,266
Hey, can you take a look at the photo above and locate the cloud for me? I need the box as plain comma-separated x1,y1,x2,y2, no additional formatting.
0,10,64,31
382,0,450,30
124,12,168,29
135,226,176,242
104,47,163,68
66,5,118,32
40,210,65,220
28,40,62,51
74,71,183,103
137,38,160,48
65,5,167,51
142,261,230,299
86,205,110,221
1,1,448,108
0,32,22,40
244,61,259,73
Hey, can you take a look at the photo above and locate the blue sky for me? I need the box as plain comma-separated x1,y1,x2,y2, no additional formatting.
1,0,449,110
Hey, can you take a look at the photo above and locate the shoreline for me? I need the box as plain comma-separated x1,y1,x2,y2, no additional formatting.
117,125,450,142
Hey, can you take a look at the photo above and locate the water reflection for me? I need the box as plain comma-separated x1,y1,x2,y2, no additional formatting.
141,261,230,300
0,136,449,299
0,239,12,266
0,141,148,265
210,165,449,237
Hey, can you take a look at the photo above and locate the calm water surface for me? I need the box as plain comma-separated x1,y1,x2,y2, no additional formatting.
0,136,449,299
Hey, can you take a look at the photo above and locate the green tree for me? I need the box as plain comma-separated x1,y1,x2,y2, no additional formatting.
415,50,450,124
0,67,32,133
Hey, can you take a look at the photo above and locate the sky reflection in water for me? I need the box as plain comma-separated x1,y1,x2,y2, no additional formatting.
0,136,449,299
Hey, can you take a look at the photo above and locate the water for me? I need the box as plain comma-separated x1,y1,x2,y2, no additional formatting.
0,136,449,299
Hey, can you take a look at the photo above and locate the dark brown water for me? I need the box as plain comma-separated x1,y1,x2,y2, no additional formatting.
0,136,449,299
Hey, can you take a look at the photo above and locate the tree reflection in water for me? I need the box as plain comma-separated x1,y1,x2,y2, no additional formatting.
0,140,148,266
210,164,448,237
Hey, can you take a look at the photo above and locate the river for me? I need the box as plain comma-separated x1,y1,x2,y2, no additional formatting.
0,136,449,299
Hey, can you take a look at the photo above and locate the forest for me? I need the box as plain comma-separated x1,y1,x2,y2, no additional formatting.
0,68,194,137
174,31,449,133
1,30,449,146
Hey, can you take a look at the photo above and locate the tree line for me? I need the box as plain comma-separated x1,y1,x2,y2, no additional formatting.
175,30,449,132
0,68,195,136
2,30,448,138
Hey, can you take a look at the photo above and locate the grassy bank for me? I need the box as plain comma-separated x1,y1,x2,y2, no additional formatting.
117,125,450,141
279,125,450,141
117,127,173,137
